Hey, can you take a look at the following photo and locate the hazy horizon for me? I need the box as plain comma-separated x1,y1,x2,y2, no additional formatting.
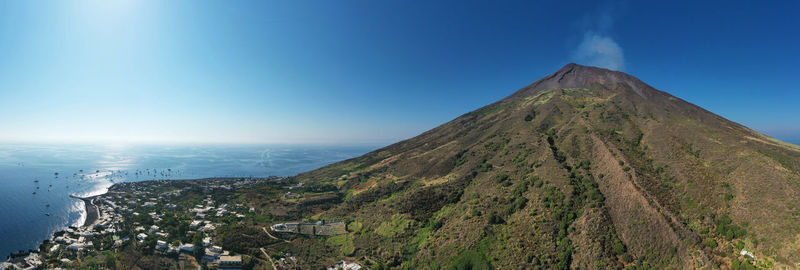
1,1,798,144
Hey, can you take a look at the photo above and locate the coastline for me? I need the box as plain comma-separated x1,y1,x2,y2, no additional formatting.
69,194,102,228
4,177,281,268
5,193,106,262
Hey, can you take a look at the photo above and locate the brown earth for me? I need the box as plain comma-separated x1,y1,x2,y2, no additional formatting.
291,63,800,269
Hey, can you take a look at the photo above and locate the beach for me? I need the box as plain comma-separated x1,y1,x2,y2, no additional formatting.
70,195,100,228
0,143,377,262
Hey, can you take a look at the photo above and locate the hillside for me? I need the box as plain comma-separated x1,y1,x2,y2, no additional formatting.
292,63,800,269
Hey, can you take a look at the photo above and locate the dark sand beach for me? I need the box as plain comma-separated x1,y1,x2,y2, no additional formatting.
70,195,100,228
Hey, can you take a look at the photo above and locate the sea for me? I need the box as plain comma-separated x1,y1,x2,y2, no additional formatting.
0,142,380,258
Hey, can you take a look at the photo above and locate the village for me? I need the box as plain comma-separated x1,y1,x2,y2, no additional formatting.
1,177,362,270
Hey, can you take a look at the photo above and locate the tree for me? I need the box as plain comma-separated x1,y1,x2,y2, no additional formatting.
703,239,717,249
612,238,626,255
105,254,117,269
524,114,534,122
142,238,156,255
193,233,204,260
486,213,504,224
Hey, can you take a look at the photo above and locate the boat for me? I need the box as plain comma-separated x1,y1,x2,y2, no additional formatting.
45,213,50,216
33,180,39,183
32,192,36,194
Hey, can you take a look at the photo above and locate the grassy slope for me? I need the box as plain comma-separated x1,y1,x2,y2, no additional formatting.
293,64,800,269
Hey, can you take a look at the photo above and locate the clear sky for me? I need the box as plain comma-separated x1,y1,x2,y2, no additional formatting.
0,0,798,144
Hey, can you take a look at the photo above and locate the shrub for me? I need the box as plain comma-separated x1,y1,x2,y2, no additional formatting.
486,213,504,224
534,178,544,188
454,149,470,167
505,197,529,215
448,250,491,270
730,259,758,270
704,239,718,248
715,214,746,240
432,219,444,230
470,208,481,217
612,238,626,255
622,254,634,263
524,253,534,263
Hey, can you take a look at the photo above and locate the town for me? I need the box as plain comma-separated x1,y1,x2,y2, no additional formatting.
2,177,363,270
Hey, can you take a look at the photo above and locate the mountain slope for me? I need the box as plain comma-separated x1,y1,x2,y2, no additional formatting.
295,63,800,269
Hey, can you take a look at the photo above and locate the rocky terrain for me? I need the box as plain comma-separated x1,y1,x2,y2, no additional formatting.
293,63,800,269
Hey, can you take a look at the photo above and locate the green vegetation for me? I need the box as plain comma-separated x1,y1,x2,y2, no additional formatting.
328,234,355,256
730,259,758,270
454,149,470,167
375,214,414,238
448,250,491,270
486,212,504,224
348,221,363,232
704,238,718,248
32,63,800,270
682,143,701,158
494,173,510,186
714,214,747,240
479,103,513,115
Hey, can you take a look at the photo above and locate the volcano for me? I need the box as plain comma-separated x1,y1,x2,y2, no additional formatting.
295,63,800,269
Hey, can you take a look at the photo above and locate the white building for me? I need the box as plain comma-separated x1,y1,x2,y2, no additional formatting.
219,255,242,265
200,223,215,232
739,249,755,259
67,243,85,252
328,260,362,270
49,244,60,254
155,240,167,251
204,249,220,263
189,220,202,227
180,243,194,252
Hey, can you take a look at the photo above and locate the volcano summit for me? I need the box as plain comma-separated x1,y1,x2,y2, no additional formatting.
294,63,800,269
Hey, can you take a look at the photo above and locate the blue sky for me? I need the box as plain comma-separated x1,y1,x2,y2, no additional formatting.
0,0,798,144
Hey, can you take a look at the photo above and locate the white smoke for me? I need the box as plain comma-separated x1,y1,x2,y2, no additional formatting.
572,32,625,70
570,1,627,71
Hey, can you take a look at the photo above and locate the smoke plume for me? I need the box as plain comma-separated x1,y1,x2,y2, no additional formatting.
572,32,625,70
570,2,626,70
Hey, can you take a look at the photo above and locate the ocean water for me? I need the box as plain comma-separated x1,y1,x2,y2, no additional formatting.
0,143,379,257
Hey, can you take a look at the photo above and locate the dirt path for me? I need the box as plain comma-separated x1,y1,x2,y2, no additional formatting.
260,247,278,270
262,227,290,243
